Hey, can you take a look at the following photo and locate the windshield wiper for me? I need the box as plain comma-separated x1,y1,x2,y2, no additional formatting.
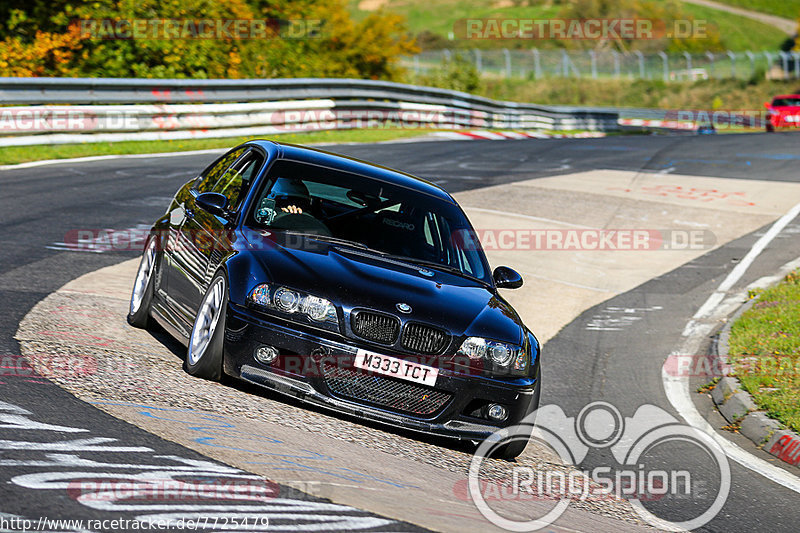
390,256,483,282
288,233,370,250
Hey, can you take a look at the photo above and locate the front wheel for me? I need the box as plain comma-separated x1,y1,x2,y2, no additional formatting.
127,236,157,328
491,433,531,461
184,273,227,381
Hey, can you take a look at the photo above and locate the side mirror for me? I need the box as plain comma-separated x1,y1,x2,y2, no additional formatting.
195,192,232,219
493,266,523,289
764,101,771,108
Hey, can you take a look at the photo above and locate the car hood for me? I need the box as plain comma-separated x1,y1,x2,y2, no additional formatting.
771,106,800,112
241,227,523,344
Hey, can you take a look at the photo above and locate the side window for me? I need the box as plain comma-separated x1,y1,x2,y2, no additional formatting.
212,150,264,210
195,147,247,193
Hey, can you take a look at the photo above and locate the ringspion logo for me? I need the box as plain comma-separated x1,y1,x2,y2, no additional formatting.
469,401,730,531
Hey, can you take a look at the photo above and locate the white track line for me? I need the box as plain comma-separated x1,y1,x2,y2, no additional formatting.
663,200,800,493
0,149,227,172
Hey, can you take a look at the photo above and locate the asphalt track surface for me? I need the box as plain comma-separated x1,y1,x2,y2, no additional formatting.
2,132,800,531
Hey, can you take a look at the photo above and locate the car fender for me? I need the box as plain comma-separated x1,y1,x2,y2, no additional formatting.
223,251,270,307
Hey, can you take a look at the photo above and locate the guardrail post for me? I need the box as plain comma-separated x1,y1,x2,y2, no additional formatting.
706,51,715,78
793,52,800,79
764,51,773,75
560,50,568,77
443,49,452,64
745,50,756,78
611,50,620,78
413,55,420,75
779,51,790,78
634,50,645,79
473,48,482,73
683,51,692,80
589,50,597,79
531,48,541,79
726,50,736,78
658,51,668,81
503,48,512,78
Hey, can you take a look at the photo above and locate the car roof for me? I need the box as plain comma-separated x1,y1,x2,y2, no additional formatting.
244,140,456,204
772,95,800,100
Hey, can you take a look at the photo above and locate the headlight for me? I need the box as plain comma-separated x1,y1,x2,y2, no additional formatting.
457,336,528,375
274,287,301,313
248,284,338,328
301,295,336,321
489,343,514,366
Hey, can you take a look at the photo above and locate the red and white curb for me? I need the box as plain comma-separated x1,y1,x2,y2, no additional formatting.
619,118,697,131
433,130,606,141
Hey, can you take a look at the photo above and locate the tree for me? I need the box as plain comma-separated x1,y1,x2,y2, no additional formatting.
0,0,418,80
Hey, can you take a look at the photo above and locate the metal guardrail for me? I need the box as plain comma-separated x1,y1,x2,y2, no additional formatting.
409,49,800,82
0,77,620,147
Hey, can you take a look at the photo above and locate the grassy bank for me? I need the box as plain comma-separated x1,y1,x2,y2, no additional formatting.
474,77,800,111
728,270,800,433
712,0,799,20
0,129,430,166
350,0,784,51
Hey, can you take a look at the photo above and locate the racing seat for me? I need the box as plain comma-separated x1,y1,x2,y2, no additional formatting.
370,211,425,258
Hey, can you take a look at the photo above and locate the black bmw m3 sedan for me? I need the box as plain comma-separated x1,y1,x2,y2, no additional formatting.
128,140,540,458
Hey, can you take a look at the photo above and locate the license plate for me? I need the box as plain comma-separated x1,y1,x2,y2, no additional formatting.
353,349,438,387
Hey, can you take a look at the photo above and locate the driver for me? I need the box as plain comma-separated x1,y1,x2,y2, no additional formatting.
270,178,311,214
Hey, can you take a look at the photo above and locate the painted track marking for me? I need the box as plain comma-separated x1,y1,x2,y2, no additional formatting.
663,200,800,493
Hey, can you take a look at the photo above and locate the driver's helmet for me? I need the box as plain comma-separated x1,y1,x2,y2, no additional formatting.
268,178,311,212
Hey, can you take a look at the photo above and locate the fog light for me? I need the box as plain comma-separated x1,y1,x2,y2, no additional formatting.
254,345,279,365
487,403,508,422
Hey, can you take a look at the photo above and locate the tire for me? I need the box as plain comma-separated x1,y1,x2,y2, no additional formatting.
184,272,227,381
766,124,774,132
127,236,158,329
491,434,531,461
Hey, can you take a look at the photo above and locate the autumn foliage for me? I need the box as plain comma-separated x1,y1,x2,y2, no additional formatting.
0,0,418,79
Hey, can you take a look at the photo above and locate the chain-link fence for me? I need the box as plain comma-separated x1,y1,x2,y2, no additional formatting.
406,49,800,81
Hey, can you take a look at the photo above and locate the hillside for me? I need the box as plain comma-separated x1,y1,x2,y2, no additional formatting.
349,0,786,52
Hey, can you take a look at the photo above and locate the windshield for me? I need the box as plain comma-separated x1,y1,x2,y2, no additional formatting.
246,159,491,283
772,97,800,107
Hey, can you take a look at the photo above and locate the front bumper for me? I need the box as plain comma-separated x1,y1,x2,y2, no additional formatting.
771,115,800,128
223,304,540,441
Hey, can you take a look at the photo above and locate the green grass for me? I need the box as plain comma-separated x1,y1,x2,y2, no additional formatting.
708,0,800,20
350,0,784,51
350,0,560,37
728,270,800,433
678,1,787,51
472,76,800,111
0,129,430,166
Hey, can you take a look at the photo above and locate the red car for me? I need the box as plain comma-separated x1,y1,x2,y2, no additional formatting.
764,94,800,131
